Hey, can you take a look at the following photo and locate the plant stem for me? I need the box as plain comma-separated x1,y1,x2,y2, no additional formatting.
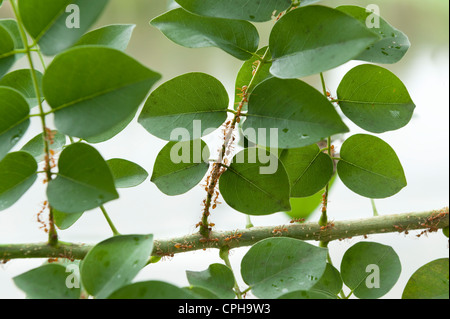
371,199,379,216
11,0,58,246
198,48,270,238
100,205,120,236
1,208,447,261
220,247,244,299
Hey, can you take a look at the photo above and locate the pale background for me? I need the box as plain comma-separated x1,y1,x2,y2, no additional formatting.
0,0,448,299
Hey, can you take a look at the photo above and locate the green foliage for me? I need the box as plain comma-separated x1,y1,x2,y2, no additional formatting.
1,0,446,301
47,143,118,213
402,258,449,299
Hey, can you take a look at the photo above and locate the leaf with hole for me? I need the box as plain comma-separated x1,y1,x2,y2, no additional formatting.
0,152,37,211
13,264,80,299
219,148,291,215
107,158,148,188
337,64,415,133
0,69,43,108
175,0,291,22
18,0,109,56
241,237,328,298
80,234,154,299
73,24,136,51
341,242,401,299
139,72,228,141
47,143,119,213
0,87,30,160
151,140,210,196
243,77,349,149
337,5,410,64
279,144,334,197
337,134,407,198
21,130,66,163
186,263,235,299
43,46,161,140
151,8,259,60
269,5,380,78
402,258,449,299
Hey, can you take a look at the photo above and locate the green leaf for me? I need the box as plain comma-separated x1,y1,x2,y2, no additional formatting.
402,258,449,299
0,86,30,160
13,264,80,299
269,6,380,78
175,0,291,22
241,238,328,298
279,144,333,197
151,8,259,60
278,290,336,299
43,46,161,140
73,24,136,51
219,148,291,215
151,140,210,196
107,158,148,188
20,130,66,163
0,69,43,108
80,234,154,299
138,72,228,141
242,77,349,149
337,5,410,64
443,227,449,238
234,46,272,111
285,174,336,220
108,281,195,299
186,263,236,299
312,263,343,298
53,209,83,230
0,20,25,77
183,286,220,299
341,242,401,299
0,151,37,211
47,143,119,213
18,0,109,56
337,64,415,133
337,134,407,198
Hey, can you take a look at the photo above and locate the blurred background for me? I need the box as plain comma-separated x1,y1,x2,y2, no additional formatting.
0,0,448,298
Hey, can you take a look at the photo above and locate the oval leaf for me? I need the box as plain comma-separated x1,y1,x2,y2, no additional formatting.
0,24,17,78
241,238,328,298
13,264,80,299
47,143,119,213
337,5,410,64
337,134,407,198
0,86,30,160
108,281,195,299
269,5,380,78
107,158,148,188
175,0,291,22
279,144,334,197
151,140,210,196
43,46,161,140
219,148,291,215
21,130,66,162
151,8,259,60
337,64,415,133
73,24,136,51
341,242,401,299
0,151,37,211
53,209,84,230
138,72,228,141
18,0,109,56
186,263,236,299
234,46,272,111
311,263,343,298
402,258,449,299
81,234,154,299
243,77,349,149
0,69,44,108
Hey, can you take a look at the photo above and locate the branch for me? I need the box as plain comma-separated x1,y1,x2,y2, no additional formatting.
1,208,447,261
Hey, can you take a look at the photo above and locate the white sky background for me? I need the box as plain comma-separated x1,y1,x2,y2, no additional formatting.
0,0,448,298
